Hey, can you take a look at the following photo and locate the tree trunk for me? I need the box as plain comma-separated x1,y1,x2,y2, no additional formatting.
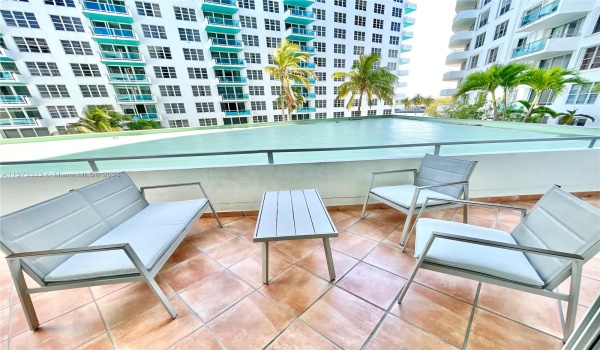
280,82,286,122
522,92,540,122
357,91,364,116
490,93,498,121
502,90,508,121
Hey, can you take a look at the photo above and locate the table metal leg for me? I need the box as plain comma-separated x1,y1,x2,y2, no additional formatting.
262,241,269,284
322,238,336,281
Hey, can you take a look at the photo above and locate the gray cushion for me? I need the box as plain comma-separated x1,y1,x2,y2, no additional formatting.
512,186,600,289
415,218,544,287
44,199,208,283
0,191,111,280
414,154,477,198
370,184,456,208
77,173,148,229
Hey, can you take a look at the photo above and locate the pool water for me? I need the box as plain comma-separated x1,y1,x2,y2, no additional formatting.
4,118,598,173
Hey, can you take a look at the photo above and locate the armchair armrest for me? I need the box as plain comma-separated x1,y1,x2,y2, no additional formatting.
368,169,417,192
5,243,129,260
140,181,211,200
415,180,469,191
421,197,527,218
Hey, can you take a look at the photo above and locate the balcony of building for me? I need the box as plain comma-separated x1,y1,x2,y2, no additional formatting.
0,117,38,127
0,71,25,86
220,93,250,101
300,93,316,99
455,0,478,12
223,109,252,117
452,9,478,32
204,17,242,34
396,82,408,88
91,26,140,46
215,76,248,86
440,88,458,96
201,0,239,15
517,0,590,33
443,70,467,81
445,50,470,65
403,17,415,27
107,74,151,85
449,30,473,50
292,78,316,86
115,94,156,103
510,34,581,62
0,95,29,106
129,113,161,121
81,1,133,24
402,31,414,40
285,27,315,41
209,38,244,53
297,45,316,56
398,58,410,65
405,2,417,14
298,62,316,70
283,0,314,6
295,107,316,113
284,9,315,25
397,70,409,77
401,45,412,53
213,58,246,70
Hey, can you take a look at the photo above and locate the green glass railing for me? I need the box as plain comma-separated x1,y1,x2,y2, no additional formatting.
108,74,149,82
301,93,316,98
207,17,240,26
299,46,315,53
101,51,141,60
296,107,316,112
0,118,36,126
92,27,135,38
0,71,14,79
82,1,128,14
221,93,249,100
0,95,26,104
290,27,314,36
130,113,159,120
299,62,315,69
225,110,251,116
217,76,247,83
520,1,559,27
214,58,245,65
116,94,154,102
211,38,243,47
289,9,314,18
512,38,548,58
204,0,237,6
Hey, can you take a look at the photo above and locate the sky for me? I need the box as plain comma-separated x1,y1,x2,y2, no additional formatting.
403,0,457,98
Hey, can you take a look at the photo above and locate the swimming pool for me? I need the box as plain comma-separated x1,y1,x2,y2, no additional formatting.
2,117,599,173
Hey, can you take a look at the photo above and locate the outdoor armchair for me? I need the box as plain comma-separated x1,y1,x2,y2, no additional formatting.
360,154,478,246
397,186,600,341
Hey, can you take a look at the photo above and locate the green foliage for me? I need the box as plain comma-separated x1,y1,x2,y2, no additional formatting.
442,94,488,120
400,97,412,109
126,119,161,130
70,105,131,133
425,97,452,117
332,53,396,115
555,109,595,126
511,100,557,123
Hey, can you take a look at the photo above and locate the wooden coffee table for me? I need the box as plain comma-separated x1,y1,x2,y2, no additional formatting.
253,189,338,284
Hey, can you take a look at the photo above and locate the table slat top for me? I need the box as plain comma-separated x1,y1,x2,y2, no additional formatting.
254,189,338,242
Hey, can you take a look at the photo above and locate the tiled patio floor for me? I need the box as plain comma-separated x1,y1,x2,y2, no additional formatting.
1,195,599,349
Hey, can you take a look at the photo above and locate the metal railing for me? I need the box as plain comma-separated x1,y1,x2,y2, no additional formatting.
216,76,247,84
115,94,154,102
92,26,136,38
224,110,251,116
301,93,316,98
2,136,597,172
108,74,149,83
129,113,159,120
0,95,27,104
520,0,559,27
0,118,37,126
299,62,315,69
288,27,314,36
296,107,316,112
221,93,249,100
511,33,580,58
204,0,237,6
210,38,243,47
206,17,239,27
81,1,129,15
299,45,315,53
288,9,314,18
100,51,142,61
0,71,15,80
214,58,245,65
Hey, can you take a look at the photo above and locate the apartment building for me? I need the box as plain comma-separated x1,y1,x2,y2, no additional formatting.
442,0,600,127
0,0,415,138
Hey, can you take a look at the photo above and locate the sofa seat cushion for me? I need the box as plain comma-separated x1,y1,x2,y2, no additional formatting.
415,218,544,288
45,199,208,283
370,184,456,208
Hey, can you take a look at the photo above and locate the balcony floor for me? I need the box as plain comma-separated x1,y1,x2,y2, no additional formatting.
2,194,599,349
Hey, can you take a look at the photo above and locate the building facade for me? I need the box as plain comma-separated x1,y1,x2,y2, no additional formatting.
442,0,600,127
0,0,415,138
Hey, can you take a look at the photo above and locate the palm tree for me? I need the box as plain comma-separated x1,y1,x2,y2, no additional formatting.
422,96,435,107
516,100,557,123
332,53,396,116
518,67,587,122
264,40,316,122
555,109,595,126
495,63,530,121
410,93,424,107
277,88,306,121
455,64,504,121
400,97,412,109
70,105,130,133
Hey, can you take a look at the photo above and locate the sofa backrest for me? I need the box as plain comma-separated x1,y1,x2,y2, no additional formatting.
76,173,148,229
414,154,478,198
0,191,112,281
512,186,600,289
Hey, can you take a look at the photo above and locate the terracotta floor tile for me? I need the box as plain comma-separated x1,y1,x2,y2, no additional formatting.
112,298,202,349
159,253,223,293
0,268,12,310
186,227,237,252
260,266,330,316
366,314,456,350
161,240,200,271
207,237,261,267
187,218,218,237
344,207,374,218
328,211,361,231
180,270,253,322
347,219,395,241
10,303,106,350
466,308,563,350
478,283,563,337
365,209,406,226
96,279,176,328
75,334,114,350
414,269,478,304
297,249,358,282
269,240,321,264
301,287,384,350
390,283,472,348
363,244,417,278
267,321,337,350
328,211,354,223
560,276,600,307
330,232,378,259
466,206,499,220
230,251,292,288
223,217,257,235
172,327,223,350
240,230,255,242
0,308,8,342
90,283,133,300
337,262,405,309
381,226,417,250
208,292,294,350
583,255,600,280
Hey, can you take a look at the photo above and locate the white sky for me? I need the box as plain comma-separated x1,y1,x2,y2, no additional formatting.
403,0,457,98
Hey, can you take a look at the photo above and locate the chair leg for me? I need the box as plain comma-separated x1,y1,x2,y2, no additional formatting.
563,261,583,341
210,201,223,228
8,260,39,330
143,276,178,319
360,193,370,219
398,256,423,304
399,207,415,246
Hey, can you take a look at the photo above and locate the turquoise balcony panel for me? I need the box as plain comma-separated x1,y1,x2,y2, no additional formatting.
0,71,24,85
0,95,28,105
296,107,316,112
283,0,315,7
225,110,251,116
209,38,244,52
213,58,246,70
221,93,249,101
130,113,160,120
82,1,133,24
115,94,156,103
301,93,316,98
285,27,315,41
293,78,316,85
205,17,241,34
404,17,415,27
216,76,248,85
201,0,239,15
92,27,139,46
402,31,414,40
512,38,547,58
284,9,315,25
298,45,316,55
299,62,315,69
0,118,37,127
405,1,417,14
100,51,142,61
520,1,559,27
0,56,15,62
0,71,12,79
108,74,151,85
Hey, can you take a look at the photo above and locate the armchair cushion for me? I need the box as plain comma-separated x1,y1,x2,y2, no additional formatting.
44,199,208,283
415,218,544,287
370,184,456,209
